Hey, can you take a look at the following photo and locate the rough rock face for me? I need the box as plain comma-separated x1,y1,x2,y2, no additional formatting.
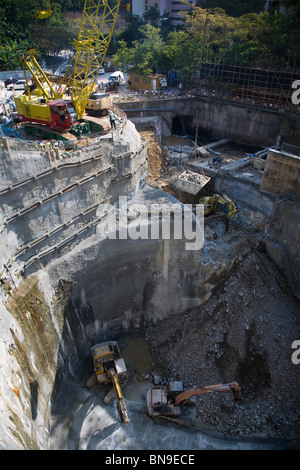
146,250,300,444
1,121,299,449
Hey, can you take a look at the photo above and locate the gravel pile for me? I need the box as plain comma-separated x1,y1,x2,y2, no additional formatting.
146,250,300,446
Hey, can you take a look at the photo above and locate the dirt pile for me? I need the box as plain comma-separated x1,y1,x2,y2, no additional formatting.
141,131,169,192
146,250,300,445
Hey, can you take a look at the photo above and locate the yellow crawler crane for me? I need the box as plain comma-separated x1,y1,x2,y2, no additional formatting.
14,1,121,137
89,341,130,424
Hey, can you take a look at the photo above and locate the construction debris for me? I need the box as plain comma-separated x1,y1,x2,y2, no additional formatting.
176,169,211,195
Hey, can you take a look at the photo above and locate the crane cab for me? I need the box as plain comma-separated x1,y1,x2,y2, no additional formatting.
15,95,78,132
48,100,78,132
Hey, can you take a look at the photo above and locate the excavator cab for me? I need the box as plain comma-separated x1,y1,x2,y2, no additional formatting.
149,382,184,416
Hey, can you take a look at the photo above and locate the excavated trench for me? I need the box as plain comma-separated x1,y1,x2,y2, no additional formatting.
2,199,299,450
0,129,299,451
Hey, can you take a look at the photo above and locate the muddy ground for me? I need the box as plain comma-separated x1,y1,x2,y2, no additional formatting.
141,130,300,446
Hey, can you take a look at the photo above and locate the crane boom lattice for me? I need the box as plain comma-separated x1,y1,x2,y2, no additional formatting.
14,1,122,138
20,49,58,101
65,0,121,118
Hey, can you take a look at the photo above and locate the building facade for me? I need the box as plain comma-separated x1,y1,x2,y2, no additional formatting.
131,0,196,24
128,73,166,92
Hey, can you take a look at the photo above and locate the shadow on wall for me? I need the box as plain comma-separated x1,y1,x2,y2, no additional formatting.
172,115,194,136
30,380,39,420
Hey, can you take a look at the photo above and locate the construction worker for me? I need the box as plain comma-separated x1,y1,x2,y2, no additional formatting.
109,111,116,129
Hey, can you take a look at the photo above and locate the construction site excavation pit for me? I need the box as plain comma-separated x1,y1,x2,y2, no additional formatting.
0,118,300,451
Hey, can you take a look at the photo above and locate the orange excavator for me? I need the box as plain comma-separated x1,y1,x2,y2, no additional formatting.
147,380,241,417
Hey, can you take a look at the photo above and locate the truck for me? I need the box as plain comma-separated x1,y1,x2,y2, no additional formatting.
108,71,124,86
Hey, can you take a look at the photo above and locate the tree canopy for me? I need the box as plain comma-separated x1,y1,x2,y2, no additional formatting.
196,0,266,17
113,4,300,79
0,0,83,70
0,0,299,74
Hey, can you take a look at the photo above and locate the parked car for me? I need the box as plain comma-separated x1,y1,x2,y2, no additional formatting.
4,78,17,87
98,66,105,75
7,79,27,91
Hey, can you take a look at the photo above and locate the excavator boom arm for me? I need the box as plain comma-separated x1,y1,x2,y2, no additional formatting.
107,368,129,424
174,381,241,406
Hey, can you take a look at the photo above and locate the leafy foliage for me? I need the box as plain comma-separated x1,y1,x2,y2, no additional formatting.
0,0,299,75
196,0,266,17
114,4,300,79
0,0,84,70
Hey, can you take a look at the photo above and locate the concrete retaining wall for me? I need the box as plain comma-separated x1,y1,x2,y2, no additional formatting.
0,120,147,277
118,96,300,147
261,149,300,196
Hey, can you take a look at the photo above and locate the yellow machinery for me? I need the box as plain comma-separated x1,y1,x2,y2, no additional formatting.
14,0,121,137
35,10,52,20
199,193,237,220
89,341,129,424
86,91,112,116
147,381,241,417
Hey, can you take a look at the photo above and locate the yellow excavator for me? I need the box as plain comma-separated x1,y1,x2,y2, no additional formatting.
147,380,241,417
87,341,129,424
199,193,237,220
14,1,121,139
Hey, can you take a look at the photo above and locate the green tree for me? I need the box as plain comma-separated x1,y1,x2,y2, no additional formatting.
112,39,135,72
278,0,300,69
164,29,197,79
0,0,85,68
114,25,164,76
159,12,174,41
0,38,30,70
196,0,266,17
182,8,235,63
143,3,160,27
116,14,145,47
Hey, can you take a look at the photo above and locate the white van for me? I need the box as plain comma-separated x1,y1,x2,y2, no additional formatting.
108,71,124,85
